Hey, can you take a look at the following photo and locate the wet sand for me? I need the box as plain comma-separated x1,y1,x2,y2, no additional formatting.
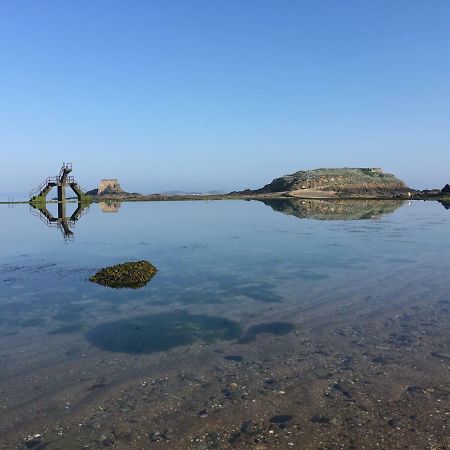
1,287,448,449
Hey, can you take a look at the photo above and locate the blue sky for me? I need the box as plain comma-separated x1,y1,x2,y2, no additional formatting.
1,0,449,198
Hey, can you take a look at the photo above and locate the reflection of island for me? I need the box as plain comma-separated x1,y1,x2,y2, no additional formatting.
439,200,450,210
99,201,122,213
260,198,404,220
30,202,89,240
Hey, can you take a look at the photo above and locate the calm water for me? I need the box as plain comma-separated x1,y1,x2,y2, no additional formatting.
1,199,448,337
0,199,449,448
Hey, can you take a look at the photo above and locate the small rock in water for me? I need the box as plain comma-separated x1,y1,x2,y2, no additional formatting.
25,438,44,449
310,415,334,424
148,431,164,442
269,415,293,424
198,409,208,418
241,420,256,436
228,431,242,444
373,356,387,364
224,355,243,362
388,418,401,428
406,386,423,394
207,431,220,445
89,260,157,289
313,368,332,379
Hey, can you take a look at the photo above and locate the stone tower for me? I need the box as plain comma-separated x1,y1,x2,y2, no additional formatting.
98,179,123,195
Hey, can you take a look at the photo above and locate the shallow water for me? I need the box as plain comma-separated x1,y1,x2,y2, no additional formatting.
0,199,449,449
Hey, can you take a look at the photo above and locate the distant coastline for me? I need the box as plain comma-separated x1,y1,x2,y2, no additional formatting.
1,167,449,204
81,167,450,203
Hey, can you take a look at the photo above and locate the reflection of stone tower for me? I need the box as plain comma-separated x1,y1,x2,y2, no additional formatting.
98,179,123,195
99,201,122,213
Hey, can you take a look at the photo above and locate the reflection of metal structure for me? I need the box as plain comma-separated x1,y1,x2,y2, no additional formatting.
30,202,89,240
29,164,89,240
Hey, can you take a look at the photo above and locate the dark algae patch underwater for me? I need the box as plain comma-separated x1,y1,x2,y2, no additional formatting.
89,260,157,288
85,312,242,353
238,321,295,343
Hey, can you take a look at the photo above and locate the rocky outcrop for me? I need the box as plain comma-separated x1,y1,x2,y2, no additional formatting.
86,179,141,198
441,184,450,193
255,168,409,197
89,261,157,289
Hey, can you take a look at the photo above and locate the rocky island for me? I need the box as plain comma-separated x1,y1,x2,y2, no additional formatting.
85,179,141,199
236,168,411,199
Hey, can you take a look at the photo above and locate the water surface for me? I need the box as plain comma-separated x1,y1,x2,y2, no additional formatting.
0,199,449,449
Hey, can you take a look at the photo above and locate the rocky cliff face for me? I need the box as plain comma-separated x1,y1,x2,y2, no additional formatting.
257,168,408,195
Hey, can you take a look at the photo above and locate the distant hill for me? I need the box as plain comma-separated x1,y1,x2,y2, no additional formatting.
252,168,409,197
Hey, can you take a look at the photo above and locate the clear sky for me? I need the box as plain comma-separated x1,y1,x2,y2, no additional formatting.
1,0,449,198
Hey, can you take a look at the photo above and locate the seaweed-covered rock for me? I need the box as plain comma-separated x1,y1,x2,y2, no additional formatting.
89,261,157,288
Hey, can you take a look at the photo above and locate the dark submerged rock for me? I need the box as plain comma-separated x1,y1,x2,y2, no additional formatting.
240,420,256,436
85,312,241,354
224,355,243,362
148,431,165,442
228,431,242,444
388,418,401,428
269,415,293,424
239,322,295,343
311,415,332,424
406,386,424,394
25,438,45,449
89,260,157,289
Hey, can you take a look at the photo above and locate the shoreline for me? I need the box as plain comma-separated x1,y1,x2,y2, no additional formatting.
1,191,450,205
